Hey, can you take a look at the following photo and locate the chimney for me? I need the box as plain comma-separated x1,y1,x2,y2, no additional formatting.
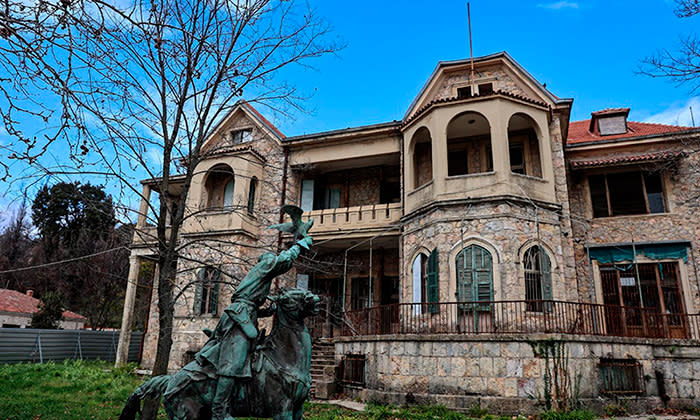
26,290,34,297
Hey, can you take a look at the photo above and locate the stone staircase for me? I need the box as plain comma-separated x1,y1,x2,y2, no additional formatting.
310,340,336,399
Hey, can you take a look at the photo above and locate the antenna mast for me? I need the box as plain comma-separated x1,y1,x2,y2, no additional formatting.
468,2,475,91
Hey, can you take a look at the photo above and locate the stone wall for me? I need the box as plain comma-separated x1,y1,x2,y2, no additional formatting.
401,201,577,306
336,334,700,415
566,139,700,313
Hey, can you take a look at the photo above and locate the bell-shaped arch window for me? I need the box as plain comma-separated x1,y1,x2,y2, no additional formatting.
205,164,235,210
523,245,552,312
446,112,493,176
508,114,543,178
411,248,439,315
411,127,433,189
456,245,493,311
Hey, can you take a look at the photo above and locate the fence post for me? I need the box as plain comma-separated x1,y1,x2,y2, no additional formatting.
36,333,43,364
77,330,83,360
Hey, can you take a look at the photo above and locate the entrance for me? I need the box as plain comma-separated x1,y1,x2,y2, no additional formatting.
600,262,687,338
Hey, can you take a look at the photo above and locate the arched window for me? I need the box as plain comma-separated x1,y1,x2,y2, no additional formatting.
456,245,493,310
411,127,432,189
523,246,552,312
446,112,493,176
247,176,258,215
508,114,542,178
205,164,235,210
411,248,439,315
194,267,220,315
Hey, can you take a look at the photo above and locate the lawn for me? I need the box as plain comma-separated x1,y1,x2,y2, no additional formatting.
0,361,475,420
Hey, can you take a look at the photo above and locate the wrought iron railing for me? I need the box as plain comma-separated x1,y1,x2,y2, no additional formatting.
338,300,700,340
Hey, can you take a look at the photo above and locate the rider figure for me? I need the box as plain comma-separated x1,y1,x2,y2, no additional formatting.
195,206,313,420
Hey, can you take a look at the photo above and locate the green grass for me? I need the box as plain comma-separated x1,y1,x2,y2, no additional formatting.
0,360,145,420
0,361,589,420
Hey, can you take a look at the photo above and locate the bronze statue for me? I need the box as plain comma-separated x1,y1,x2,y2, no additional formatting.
119,205,319,420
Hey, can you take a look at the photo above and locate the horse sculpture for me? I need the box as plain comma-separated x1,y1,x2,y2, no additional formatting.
119,288,321,420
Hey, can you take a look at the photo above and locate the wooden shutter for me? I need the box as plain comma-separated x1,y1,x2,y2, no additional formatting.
426,247,439,314
473,246,493,311
194,268,205,315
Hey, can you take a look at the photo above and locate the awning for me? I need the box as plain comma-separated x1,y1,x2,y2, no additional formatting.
588,243,688,264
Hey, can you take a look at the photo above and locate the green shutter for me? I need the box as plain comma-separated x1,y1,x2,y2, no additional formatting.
194,268,205,315
457,245,493,312
457,248,474,309
426,247,439,314
540,250,553,312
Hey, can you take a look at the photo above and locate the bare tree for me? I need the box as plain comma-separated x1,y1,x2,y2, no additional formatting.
0,0,337,399
640,1,700,92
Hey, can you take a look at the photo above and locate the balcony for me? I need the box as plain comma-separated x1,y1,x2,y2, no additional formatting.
339,300,699,340
304,203,401,236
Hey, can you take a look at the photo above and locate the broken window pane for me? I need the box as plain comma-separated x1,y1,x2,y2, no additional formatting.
644,173,665,213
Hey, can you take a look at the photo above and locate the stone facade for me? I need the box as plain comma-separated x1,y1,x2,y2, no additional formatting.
336,335,700,415
126,52,700,412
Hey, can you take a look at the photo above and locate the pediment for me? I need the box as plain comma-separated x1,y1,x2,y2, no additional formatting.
404,52,570,121
201,101,284,154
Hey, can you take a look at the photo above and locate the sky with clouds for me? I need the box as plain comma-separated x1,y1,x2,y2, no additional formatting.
0,0,698,222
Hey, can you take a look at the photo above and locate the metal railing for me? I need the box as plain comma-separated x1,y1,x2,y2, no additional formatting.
339,300,700,340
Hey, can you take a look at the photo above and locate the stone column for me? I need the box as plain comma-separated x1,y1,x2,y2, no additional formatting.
136,184,151,227
115,255,141,367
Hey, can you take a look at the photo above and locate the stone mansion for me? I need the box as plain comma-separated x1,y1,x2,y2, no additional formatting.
121,52,700,414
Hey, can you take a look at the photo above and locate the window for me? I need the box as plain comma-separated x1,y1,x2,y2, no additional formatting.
457,86,472,98
247,177,258,215
509,143,525,174
300,179,314,212
446,112,493,176
589,171,666,217
340,354,365,386
600,262,687,338
205,164,235,210
523,246,552,312
456,245,493,311
478,83,493,95
599,358,644,395
411,249,439,314
351,277,369,310
194,267,220,315
412,128,433,189
508,114,542,178
231,128,252,144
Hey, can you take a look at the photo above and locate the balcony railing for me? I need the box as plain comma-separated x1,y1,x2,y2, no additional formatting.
339,300,700,340
304,203,401,234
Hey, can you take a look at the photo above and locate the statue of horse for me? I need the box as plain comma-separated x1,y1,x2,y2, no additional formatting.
119,288,322,420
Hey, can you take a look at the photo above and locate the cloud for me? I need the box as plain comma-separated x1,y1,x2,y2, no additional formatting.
537,1,579,10
644,97,700,127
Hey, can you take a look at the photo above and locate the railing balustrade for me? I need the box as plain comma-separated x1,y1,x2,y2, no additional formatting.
337,300,700,340
303,203,402,233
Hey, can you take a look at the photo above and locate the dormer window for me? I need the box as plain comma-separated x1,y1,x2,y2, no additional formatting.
590,108,630,136
478,83,493,95
231,128,252,144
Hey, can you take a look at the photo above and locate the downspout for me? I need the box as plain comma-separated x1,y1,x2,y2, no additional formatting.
277,147,290,251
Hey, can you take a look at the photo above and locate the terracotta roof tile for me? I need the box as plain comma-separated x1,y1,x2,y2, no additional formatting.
403,90,549,128
240,101,285,139
568,119,694,145
569,150,686,169
0,288,86,321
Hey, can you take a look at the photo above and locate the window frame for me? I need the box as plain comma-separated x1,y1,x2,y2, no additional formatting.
230,128,253,144
194,267,220,316
587,170,667,218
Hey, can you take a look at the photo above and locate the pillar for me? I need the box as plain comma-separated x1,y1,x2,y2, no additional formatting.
115,255,141,366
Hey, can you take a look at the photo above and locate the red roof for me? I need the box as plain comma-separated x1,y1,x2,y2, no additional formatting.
568,119,694,145
0,289,86,321
569,150,686,169
241,101,286,139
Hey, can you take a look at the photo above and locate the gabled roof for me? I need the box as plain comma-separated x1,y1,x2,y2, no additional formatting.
569,150,686,169
0,288,86,321
567,119,697,145
403,51,572,120
201,100,285,151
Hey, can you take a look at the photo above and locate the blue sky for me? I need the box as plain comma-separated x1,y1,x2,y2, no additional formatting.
274,0,699,136
1,0,698,223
